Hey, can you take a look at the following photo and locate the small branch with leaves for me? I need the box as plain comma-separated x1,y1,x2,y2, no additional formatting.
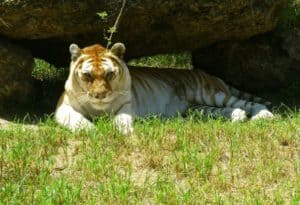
97,0,127,49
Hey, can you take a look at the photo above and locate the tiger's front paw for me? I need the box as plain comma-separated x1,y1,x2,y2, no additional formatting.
116,123,134,136
120,126,134,136
114,113,134,136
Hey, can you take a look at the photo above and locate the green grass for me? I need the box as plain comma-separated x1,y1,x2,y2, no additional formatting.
128,52,193,69
1,113,299,204
32,58,67,81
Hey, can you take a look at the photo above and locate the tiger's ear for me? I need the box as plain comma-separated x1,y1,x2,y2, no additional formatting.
110,42,126,59
69,43,81,61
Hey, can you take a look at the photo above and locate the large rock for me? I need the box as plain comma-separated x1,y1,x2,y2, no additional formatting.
0,39,34,106
0,0,287,62
192,29,300,92
282,30,300,61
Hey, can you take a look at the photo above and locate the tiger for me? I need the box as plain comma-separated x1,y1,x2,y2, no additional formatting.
54,42,274,135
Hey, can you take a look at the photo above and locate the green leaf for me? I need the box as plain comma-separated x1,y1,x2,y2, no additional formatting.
108,26,117,34
97,11,108,20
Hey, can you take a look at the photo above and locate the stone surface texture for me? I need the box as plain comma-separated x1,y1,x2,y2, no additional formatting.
0,0,287,58
0,39,34,105
192,28,300,91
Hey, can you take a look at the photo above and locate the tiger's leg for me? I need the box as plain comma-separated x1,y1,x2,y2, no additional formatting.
114,103,134,135
193,82,273,121
189,105,247,122
224,87,274,120
201,91,273,120
55,103,95,131
223,95,274,120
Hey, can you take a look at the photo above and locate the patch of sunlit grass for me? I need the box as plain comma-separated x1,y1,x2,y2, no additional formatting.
0,112,299,204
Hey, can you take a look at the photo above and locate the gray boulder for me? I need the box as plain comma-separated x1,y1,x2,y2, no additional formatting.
0,0,288,59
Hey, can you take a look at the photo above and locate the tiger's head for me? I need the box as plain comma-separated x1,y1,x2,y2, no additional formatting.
66,42,130,103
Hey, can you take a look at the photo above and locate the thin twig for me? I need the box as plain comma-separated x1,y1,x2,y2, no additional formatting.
106,0,127,49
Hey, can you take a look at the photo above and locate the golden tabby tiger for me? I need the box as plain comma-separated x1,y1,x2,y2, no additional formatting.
55,42,274,135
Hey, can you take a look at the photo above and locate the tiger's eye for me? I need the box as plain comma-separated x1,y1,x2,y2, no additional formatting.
105,71,115,81
82,72,92,81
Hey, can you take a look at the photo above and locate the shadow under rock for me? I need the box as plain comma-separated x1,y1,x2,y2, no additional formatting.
0,79,64,124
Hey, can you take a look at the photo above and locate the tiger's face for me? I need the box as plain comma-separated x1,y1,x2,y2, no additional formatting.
69,42,126,101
